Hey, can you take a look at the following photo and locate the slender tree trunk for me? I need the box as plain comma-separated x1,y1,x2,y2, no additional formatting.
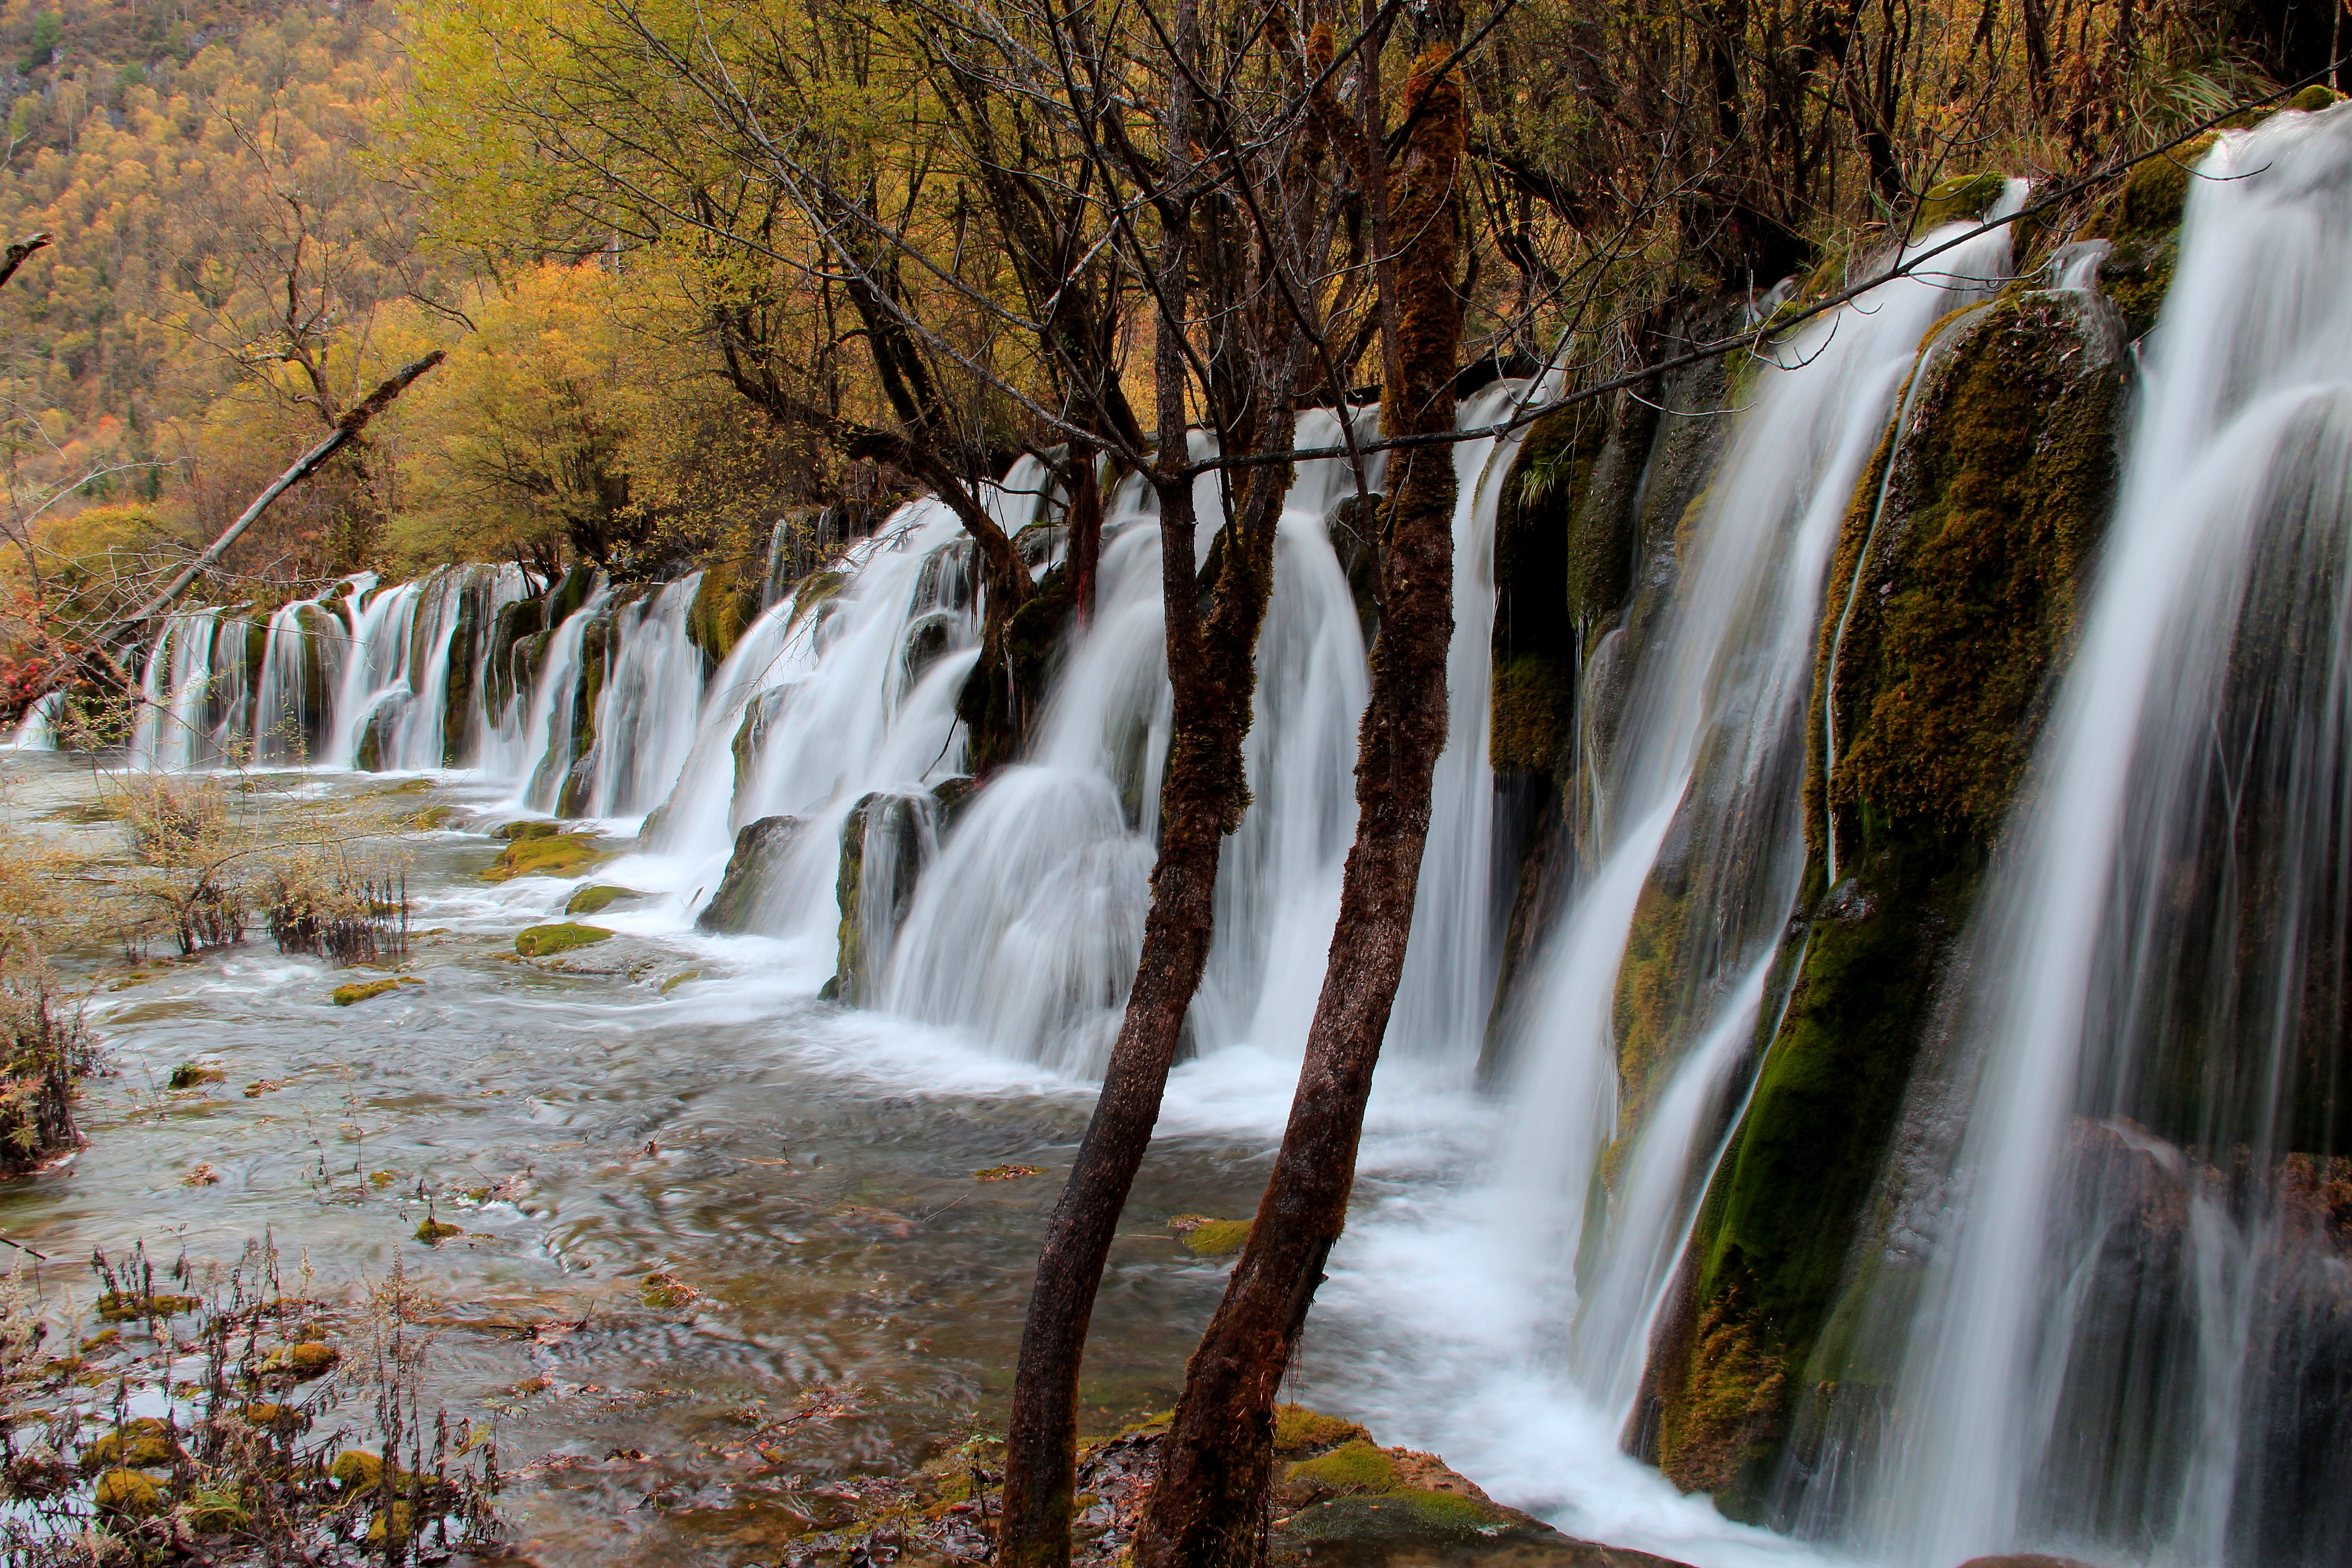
1069,449,1104,624
997,10,1207,1557
1130,46,1468,1568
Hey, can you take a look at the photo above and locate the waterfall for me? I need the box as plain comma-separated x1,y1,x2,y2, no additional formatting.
128,608,226,770
1815,103,2352,1568
1488,192,2025,1413
6,690,61,750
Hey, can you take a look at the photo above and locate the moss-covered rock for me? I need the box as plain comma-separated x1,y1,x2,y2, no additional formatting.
1168,1214,1253,1256
413,1218,462,1244
514,922,614,958
689,556,766,666
696,815,804,934
354,701,397,773
482,832,613,882
827,792,929,1005
2087,132,2219,338
558,612,615,817
957,562,1078,778
167,1061,225,1088
258,1340,340,1379
96,1290,200,1321
332,976,421,1006
565,884,644,916
1914,171,2009,229
1638,285,2128,1515
81,1418,179,1472
484,596,544,724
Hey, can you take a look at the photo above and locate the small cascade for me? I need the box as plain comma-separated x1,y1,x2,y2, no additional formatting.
578,574,705,818
249,594,337,763
519,582,614,809
6,690,62,750
128,608,225,770
1813,103,2352,1568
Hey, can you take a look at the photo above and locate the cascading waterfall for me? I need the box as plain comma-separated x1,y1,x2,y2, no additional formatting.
1485,192,2026,1412
5,690,62,750
78,137,2352,1564
1801,103,2352,1568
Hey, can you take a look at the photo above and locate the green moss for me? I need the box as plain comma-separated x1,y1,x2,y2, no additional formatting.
96,1291,199,1321
1169,1215,1253,1256
640,1269,697,1308
496,819,561,841
1914,171,2008,229
1273,1405,1371,1457
482,832,613,882
413,1218,462,1244
659,970,699,995
689,555,764,665
331,976,420,1006
1287,1440,1401,1496
1823,290,2123,848
93,1468,163,1517
330,1450,388,1489
485,596,544,723
1648,287,2127,1515
2290,83,2344,113
186,1486,252,1533
2087,132,2219,337
258,1340,339,1378
1609,853,1695,1167
81,1419,178,1471
558,613,614,817
1272,1490,1539,1553
565,884,642,916
167,1061,225,1088
514,922,613,957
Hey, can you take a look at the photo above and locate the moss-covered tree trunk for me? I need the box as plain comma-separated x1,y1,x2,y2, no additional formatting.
1128,47,1467,1568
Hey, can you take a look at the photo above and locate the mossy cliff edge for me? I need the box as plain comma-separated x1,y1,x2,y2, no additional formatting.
1632,281,2129,1518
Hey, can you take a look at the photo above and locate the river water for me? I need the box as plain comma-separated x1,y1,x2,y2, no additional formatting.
0,748,1838,1568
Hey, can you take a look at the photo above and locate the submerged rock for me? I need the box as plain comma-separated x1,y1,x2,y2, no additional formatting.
697,815,804,933
331,976,420,1006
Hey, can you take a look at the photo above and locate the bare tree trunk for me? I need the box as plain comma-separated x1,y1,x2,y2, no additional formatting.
1130,44,1469,1568
116,351,446,634
995,1,1309,1554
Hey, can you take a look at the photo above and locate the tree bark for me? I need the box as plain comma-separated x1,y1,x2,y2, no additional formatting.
995,1,1313,1554
1129,44,1468,1568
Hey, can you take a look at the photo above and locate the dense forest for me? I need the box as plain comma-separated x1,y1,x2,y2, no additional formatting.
0,0,2339,717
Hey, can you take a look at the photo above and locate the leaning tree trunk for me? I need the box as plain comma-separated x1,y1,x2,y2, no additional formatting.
1129,46,1469,1568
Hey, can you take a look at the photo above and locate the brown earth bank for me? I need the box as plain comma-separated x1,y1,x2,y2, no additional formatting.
767,1406,1696,1568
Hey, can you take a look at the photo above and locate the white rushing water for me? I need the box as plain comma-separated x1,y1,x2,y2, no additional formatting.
1290,196,2024,1568
1817,102,2352,1568
89,131,2352,1567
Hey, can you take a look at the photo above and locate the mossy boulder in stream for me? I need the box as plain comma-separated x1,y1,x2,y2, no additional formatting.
957,562,1077,778
1635,286,2129,1516
557,613,615,817
565,884,644,916
482,831,612,882
696,815,805,934
826,792,931,1005
514,922,613,958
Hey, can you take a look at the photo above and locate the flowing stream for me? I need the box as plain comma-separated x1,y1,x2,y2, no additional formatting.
12,108,2352,1568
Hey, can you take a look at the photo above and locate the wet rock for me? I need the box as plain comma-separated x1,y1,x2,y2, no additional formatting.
167,1061,225,1088
332,975,420,1006
827,792,931,1005
415,1218,462,1244
514,922,613,958
257,1341,338,1379
482,831,613,882
1273,1494,1690,1568
1952,1558,2101,1568
697,814,804,933
565,884,645,916
1168,1215,1253,1256
496,819,562,841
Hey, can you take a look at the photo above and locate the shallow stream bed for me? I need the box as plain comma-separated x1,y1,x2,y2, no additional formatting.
0,754,1833,1568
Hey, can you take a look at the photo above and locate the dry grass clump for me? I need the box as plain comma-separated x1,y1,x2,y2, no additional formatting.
0,1239,505,1566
